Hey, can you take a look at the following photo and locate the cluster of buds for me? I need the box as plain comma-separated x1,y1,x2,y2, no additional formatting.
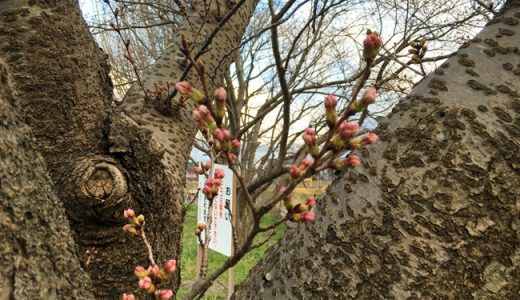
202,171,224,200
289,157,314,178
302,128,319,158
195,223,206,236
330,121,361,151
301,91,379,171
280,187,315,222
123,209,145,237
214,128,240,160
409,37,428,63
363,30,382,62
130,259,176,299
179,82,240,161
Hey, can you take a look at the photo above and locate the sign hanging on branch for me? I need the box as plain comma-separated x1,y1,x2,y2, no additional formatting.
197,163,235,257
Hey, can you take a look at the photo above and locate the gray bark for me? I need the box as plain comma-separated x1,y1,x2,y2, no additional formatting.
237,2,520,299
0,62,94,299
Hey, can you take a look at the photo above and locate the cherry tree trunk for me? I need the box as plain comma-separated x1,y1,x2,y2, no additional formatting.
237,2,520,299
0,0,256,298
0,61,94,299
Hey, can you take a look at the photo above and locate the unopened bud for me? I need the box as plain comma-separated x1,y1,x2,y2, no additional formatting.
289,165,301,178
360,87,377,106
363,31,382,62
164,260,177,274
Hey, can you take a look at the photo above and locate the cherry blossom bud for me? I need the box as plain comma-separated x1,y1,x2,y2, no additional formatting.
215,128,225,141
305,197,316,208
194,166,204,174
360,87,377,106
214,169,225,179
324,95,337,109
202,162,212,170
134,266,149,279
175,81,192,95
324,95,338,128
301,211,315,222
232,139,240,149
302,128,319,157
121,294,136,300
149,265,160,278
363,31,382,62
362,133,379,145
338,121,360,139
157,290,174,300
302,128,316,145
136,214,145,225
164,260,177,274
214,87,227,102
344,154,361,168
138,277,155,293
123,208,136,219
289,165,301,178
300,158,314,169
123,224,137,235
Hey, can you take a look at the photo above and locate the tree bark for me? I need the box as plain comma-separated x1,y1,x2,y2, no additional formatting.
0,0,256,298
237,2,520,299
0,62,94,299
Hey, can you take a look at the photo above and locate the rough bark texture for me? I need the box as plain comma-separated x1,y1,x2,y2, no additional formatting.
0,0,256,298
0,63,94,299
237,3,520,299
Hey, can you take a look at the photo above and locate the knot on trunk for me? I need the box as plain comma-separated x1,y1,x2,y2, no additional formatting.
75,157,129,219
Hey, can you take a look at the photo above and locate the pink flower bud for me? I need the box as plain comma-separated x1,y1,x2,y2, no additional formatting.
214,87,227,102
123,208,136,219
232,139,240,149
214,169,225,180
301,211,315,222
164,260,177,274
134,266,149,279
302,128,316,144
300,158,314,169
138,276,153,290
363,32,382,61
121,294,136,300
362,133,379,145
324,95,337,109
149,265,160,278
123,224,137,235
198,105,210,117
175,81,192,95
344,155,361,168
305,197,316,208
289,165,301,178
278,186,287,194
157,290,174,300
338,121,360,139
215,128,225,141
360,87,377,106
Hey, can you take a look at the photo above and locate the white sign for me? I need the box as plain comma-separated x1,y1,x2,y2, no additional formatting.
197,164,234,256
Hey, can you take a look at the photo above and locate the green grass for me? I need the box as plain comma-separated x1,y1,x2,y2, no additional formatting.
176,205,285,299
